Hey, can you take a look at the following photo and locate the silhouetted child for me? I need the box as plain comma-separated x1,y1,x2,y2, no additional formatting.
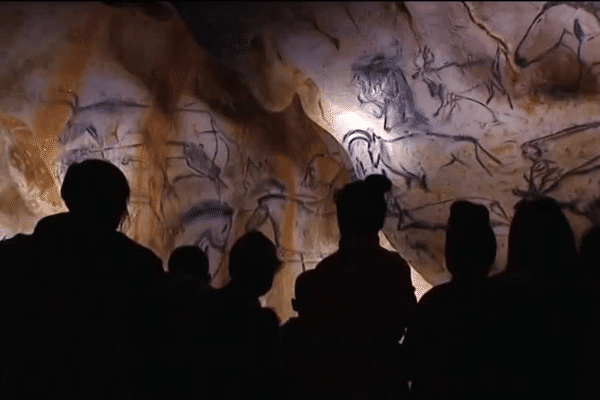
0,159,166,400
168,245,212,284
407,201,497,400
490,197,578,400
280,269,320,400
210,231,282,400
303,174,417,400
165,245,214,400
282,269,316,336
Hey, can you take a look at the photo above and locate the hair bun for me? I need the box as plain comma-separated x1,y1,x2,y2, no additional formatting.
364,174,392,194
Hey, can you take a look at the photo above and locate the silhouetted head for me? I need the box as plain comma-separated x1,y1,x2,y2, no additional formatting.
168,245,210,281
61,159,130,233
334,174,392,236
445,201,496,281
291,269,316,316
506,197,576,276
579,226,600,281
228,231,282,298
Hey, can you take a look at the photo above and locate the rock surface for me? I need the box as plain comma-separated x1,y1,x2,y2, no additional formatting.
2,2,598,320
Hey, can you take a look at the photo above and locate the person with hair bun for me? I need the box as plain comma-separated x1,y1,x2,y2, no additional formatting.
302,174,417,400
406,200,498,400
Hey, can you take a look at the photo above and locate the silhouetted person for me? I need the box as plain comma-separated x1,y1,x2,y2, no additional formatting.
0,217,34,399
210,231,282,400
168,245,212,281
576,226,600,399
165,246,215,400
280,269,321,400
303,174,417,400
0,159,166,400
490,197,578,400
291,269,317,320
579,226,600,293
406,201,497,400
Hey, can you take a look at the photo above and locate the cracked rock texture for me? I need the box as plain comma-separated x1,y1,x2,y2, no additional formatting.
1,2,599,320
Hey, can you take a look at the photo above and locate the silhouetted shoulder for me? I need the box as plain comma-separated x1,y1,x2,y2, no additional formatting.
316,246,409,271
380,246,406,260
234,304,280,335
0,232,30,252
0,231,36,276
260,306,280,327
408,284,449,345
32,213,70,233
313,251,342,272
381,247,411,270
281,316,302,336
116,233,164,276
372,248,414,292
418,283,451,307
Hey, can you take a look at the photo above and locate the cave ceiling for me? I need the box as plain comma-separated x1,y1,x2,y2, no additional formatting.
1,1,599,319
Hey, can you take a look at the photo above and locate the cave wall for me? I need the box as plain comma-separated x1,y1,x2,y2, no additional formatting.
2,2,599,320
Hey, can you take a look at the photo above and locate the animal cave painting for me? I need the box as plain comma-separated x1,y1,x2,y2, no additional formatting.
56,90,233,199
56,91,151,177
59,145,145,176
343,129,502,190
516,2,600,92
387,196,511,232
166,140,229,193
243,162,288,198
353,51,508,134
240,169,336,272
58,143,168,230
166,109,235,200
244,192,337,263
352,53,430,133
300,153,348,195
344,129,425,186
561,196,600,226
411,46,512,119
178,200,234,278
55,90,150,146
255,153,347,262
59,145,170,233
515,121,600,198
54,94,239,246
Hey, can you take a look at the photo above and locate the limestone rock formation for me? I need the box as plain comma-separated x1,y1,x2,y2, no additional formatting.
2,2,599,319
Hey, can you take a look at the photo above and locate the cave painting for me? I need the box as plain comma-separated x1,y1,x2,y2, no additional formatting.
412,46,513,118
388,196,510,232
517,121,600,197
344,127,502,189
515,2,600,93
241,149,346,266
174,200,234,284
353,53,430,133
244,186,339,267
4,2,600,320
345,53,503,190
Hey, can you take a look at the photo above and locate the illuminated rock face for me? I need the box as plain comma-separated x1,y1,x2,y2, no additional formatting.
2,2,600,320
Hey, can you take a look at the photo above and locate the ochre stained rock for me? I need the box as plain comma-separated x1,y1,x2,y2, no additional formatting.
4,2,600,319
